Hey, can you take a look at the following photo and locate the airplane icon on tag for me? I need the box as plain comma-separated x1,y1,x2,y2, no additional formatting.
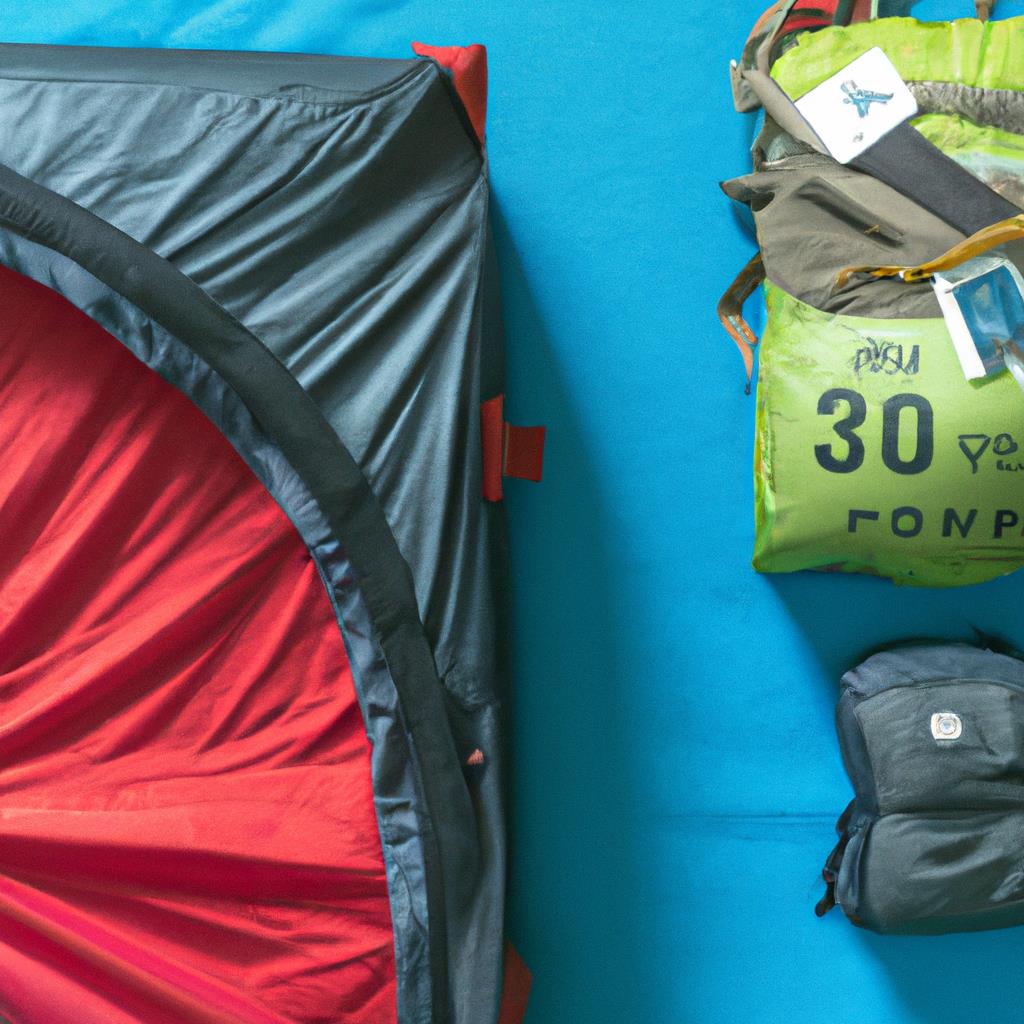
841,80,895,118
794,47,917,163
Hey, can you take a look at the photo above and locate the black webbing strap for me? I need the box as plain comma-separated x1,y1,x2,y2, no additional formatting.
852,121,1019,236
740,69,1019,237
815,800,857,918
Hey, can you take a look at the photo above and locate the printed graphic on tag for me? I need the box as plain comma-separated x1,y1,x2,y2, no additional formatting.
794,47,917,163
933,256,1024,391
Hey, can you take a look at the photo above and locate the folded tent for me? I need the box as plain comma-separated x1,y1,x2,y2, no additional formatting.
0,40,530,1024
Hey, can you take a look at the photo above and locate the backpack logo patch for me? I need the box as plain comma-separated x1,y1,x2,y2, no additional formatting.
931,712,963,742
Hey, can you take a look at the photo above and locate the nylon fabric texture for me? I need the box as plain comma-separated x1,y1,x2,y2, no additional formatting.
0,265,396,1023
0,45,495,711
17,1,1024,1023
0,33,510,1024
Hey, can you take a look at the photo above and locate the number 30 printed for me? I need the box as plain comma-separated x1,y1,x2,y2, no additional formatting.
814,389,933,476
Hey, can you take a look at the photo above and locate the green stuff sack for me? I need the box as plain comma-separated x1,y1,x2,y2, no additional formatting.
756,283,1024,586
724,10,1024,587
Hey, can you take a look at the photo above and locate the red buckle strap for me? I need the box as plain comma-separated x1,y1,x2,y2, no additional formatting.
481,395,546,502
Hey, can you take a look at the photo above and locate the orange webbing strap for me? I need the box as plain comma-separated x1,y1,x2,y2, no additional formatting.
717,252,766,393
497,942,532,1024
835,214,1024,289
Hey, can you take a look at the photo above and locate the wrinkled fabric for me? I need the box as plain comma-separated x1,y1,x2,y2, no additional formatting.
729,13,1024,587
722,155,965,317
0,41,509,1024
911,80,1024,135
0,265,396,1022
0,45,495,710
0,36,507,1019
0,221,437,1024
915,110,1024,207
732,16,1024,318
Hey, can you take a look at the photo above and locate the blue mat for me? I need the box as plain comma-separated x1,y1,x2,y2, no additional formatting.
8,1,1024,1021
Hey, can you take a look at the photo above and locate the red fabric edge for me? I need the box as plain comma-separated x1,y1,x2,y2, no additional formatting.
793,0,840,16
481,394,505,502
411,41,488,145
497,942,532,1024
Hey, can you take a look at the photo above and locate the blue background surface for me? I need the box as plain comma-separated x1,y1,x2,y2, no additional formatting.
9,1,1024,1021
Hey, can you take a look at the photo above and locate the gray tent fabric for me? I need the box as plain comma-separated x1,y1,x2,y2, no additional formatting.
0,43,509,1024
0,44,496,707
823,643,1024,934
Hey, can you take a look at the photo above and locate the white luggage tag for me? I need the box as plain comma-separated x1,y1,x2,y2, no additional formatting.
794,47,918,163
932,255,1024,393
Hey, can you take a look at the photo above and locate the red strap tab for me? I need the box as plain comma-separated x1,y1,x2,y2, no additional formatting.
481,395,546,501
497,942,532,1024
411,42,488,145
505,424,545,482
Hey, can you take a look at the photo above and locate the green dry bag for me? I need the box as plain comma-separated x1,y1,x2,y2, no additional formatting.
724,11,1024,586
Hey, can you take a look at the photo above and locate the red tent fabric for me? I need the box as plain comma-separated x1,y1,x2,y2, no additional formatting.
0,266,396,1023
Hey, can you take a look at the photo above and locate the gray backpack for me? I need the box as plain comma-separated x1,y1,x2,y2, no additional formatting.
819,642,1024,933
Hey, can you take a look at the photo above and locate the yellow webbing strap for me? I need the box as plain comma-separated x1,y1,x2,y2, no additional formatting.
835,214,1024,289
